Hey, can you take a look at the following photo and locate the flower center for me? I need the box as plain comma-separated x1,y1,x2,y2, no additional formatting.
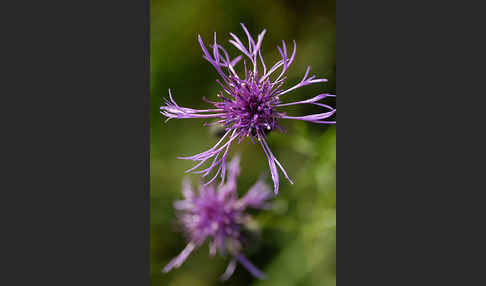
223,76,281,137
196,198,240,237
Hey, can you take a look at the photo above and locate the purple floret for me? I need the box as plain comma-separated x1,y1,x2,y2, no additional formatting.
161,23,336,194
163,156,271,281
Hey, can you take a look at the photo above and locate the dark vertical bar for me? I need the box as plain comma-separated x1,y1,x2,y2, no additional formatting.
1,0,150,285
338,0,486,285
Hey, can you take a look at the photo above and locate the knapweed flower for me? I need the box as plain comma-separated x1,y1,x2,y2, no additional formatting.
163,156,271,280
161,23,336,193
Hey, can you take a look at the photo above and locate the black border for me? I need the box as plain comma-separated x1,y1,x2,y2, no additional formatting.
338,0,485,285
2,0,150,284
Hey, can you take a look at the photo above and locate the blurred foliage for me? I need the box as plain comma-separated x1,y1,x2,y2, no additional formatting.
151,0,335,285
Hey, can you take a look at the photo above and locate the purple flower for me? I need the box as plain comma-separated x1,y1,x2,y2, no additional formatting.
161,23,336,194
163,156,271,280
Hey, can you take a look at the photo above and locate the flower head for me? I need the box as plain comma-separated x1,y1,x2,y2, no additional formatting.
161,23,336,193
163,156,272,280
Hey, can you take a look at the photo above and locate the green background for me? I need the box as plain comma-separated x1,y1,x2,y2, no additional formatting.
151,0,335,285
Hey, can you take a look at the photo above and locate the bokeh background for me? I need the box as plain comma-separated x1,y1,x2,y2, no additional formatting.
151,0,335,285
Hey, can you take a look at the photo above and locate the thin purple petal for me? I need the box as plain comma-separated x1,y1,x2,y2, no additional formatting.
162,242,196,273
220,259,237,281
236,255,266,280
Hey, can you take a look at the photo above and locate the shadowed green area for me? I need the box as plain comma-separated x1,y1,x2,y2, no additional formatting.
151,1,335,285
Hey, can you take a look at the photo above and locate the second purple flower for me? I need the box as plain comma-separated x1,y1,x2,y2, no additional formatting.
163,156,271,280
